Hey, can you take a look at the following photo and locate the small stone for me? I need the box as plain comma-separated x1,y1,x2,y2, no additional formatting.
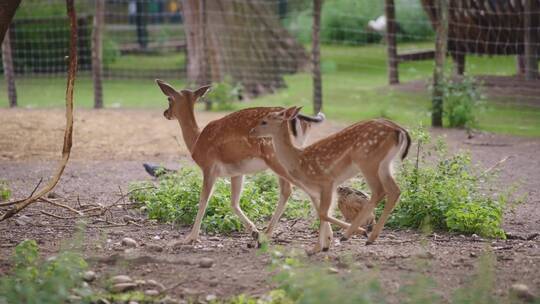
469,252,477,258
15,215,32,226
111,275,133,284
328,267,339,274
416,251,434,259
128,301,139,304
135,279,146,286
83,270,96,282
511,283,536,302
96,299,111,304
209,279,219,287
121,237,138,248
206,294,217,302
111,282,137,293
199,257,214,268
365,262,374,269
144,289,160,296
47,191,59,199
147,279,166,291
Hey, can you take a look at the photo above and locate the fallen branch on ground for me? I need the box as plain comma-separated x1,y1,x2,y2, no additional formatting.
0,0,77,221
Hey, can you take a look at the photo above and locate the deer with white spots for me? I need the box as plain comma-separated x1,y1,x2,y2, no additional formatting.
156,80,324,245
250,106,411,253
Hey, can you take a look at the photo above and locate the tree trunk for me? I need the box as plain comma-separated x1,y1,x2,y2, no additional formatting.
432,0,448,128
2,27,17,107
0,0,21,42
92,0,104,109
182,0,309,97
312,0,322,114
524,0,539,80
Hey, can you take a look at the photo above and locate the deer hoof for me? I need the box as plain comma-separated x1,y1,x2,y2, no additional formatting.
322,247,329,252
365,240,375,246
340,235,349,242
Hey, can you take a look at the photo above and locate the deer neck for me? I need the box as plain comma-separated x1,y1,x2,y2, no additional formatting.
175,106,200,153
271,123,303,173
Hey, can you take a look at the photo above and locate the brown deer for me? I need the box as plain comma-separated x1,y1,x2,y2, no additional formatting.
156,80,324,244
250,107,411,252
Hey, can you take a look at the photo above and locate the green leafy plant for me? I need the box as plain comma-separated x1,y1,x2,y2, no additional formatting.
439,75,485,129
0,239,91,304
0,180,11,201
129,168,311,234
381,128,508,238
206,77,244,111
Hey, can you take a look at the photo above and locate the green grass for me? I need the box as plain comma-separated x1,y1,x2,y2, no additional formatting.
1,43,539,136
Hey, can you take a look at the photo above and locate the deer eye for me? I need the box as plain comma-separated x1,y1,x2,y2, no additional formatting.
261,121,267,125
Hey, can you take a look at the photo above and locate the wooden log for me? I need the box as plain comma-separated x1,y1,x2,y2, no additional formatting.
385,0,399,84
1,27,17,107
397,50,435,62
312,0,323,113
92,0,104,109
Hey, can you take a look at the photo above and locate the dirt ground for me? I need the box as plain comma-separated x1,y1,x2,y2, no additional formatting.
0,108,539,302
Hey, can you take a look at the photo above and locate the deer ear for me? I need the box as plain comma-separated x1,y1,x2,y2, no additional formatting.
194,85,211,99
284,106,302,120
155,79,176,97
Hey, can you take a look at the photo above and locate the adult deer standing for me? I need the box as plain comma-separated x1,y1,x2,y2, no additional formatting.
250,107,411,252
156,80,324,244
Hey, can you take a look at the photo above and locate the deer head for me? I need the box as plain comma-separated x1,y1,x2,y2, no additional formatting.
250,106,302,138
155,79,211,120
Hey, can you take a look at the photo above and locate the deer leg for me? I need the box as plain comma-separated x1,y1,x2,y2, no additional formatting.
183,170,216,244
366,167,401,245
265,177,292,237
341,171,385,241
318,188,335,251
230,175,259,239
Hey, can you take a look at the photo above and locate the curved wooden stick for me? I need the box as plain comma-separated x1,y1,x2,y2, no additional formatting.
0,0,77,221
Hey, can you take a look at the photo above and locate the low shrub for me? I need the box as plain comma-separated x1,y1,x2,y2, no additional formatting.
129,168,311,234
0,239,91,304
206,77,244,111
382,128,508,238
440,75,485,129
0,180,11,201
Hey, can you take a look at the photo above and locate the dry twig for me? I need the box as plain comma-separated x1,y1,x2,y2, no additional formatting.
0,0,77,221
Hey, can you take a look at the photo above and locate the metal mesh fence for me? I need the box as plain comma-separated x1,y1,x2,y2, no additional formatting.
1,0,539,108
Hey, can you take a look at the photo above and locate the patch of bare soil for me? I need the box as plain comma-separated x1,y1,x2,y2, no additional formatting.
0,109,539,302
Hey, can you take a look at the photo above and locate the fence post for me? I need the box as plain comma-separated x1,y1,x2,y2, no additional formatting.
92,0,104,108
385,0,399,85
524,0,539,80
200,0,211,110
312,0,322,114
431,0,448,128
1,27,17,108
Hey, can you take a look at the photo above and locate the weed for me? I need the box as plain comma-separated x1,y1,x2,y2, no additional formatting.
0,180,11,201
0,239,91,304
129,168,311,234
381,127,508,238
439,74,485,129
206,77,244,111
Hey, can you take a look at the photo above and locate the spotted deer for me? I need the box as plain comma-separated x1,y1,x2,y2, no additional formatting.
156,80,324,244
250,107,411,252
